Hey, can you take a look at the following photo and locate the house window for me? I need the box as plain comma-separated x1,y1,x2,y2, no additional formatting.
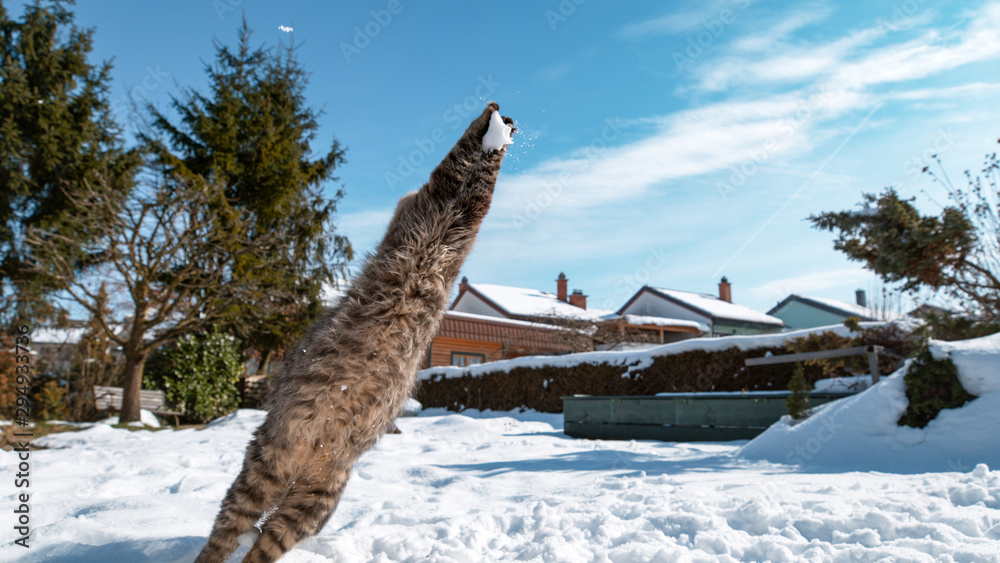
451,352,485,367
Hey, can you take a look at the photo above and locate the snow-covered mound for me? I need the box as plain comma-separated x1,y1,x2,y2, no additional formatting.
740,332,1000,473
400,397,422,416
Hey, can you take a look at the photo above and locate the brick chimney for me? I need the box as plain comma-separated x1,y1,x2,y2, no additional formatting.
569,289,587,309
459,276,469,294
556,272,568,302
718,276,732,303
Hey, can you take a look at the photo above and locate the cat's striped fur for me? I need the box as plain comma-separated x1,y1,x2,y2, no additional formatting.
194,103,514,563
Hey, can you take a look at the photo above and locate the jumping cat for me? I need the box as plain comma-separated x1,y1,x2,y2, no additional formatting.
194,102,515,563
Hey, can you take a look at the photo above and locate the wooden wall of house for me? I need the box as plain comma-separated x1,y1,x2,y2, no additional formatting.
427,337,504,368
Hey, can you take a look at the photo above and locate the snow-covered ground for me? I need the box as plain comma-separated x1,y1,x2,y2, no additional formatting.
1,413,996,561
2,333,998,562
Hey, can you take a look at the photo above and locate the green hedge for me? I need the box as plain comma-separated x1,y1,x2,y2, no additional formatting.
416,325,916,413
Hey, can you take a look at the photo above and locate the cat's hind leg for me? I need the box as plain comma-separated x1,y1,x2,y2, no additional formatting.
242,462,351,563
194,439,289,563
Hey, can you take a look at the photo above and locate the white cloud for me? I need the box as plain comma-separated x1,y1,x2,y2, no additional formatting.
616,0,743,38
695,3,1000,94
888,82,1000,100
492,92,836,221
492,3,1000,224
730,7,831,52
826,5,1000,92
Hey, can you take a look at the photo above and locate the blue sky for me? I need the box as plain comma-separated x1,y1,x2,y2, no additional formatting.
14,0,1000,315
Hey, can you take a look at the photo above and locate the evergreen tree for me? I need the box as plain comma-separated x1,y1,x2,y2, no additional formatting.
0,0,139,323
142,20,351,370
810,142,1000,321
786,362,811,420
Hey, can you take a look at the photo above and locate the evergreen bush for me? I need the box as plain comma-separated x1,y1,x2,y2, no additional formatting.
897,346,976,428
32,379,68,421
786,363,811,420
144,331,244,423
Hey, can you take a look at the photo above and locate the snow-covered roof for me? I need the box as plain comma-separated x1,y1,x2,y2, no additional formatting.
459,283,613,322
443,310,566,331
649,287,784,326
770,294,885,321
620,314,710,334
32,327,87,345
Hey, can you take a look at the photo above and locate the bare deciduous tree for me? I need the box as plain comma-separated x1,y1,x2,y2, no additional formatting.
25,173,287,422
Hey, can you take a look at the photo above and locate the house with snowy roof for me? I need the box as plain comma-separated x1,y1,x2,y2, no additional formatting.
426,274,602,367
426,311,578,368
450,273,613,324
767,291,877,330
617,278,785,338
31,324,89,378
446,273,715,356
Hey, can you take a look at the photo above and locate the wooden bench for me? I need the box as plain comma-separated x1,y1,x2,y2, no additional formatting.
93,385,183,425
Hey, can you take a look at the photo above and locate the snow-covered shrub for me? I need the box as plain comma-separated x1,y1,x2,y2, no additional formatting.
144,330,244,423
897,345,976,428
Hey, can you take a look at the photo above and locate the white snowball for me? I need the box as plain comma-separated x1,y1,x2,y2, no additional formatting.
482,111,513,152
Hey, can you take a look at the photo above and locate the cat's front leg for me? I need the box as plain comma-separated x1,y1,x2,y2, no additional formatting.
428,102,515,199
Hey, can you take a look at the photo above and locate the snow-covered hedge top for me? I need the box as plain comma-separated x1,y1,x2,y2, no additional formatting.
418,321,891,381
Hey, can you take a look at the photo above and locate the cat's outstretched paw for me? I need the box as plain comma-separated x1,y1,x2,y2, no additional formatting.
462,103,515,155
483,110,515,153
